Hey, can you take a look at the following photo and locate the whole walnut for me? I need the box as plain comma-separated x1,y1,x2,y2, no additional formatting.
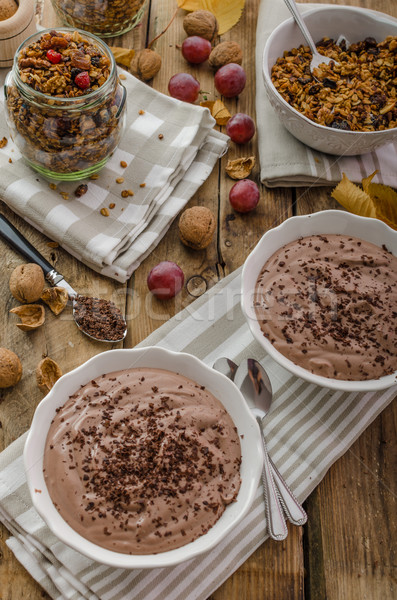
130,48,162,81
0,348,22,389
183,10,218,42
209,41,243,69
9,263,45,303
179,206,216,250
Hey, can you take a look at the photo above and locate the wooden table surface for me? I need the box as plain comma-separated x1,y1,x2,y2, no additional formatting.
1,0,396,598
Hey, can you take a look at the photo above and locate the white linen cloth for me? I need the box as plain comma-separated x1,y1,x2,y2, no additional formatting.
0,69,228,282
255,0,397,187
1,267,396,600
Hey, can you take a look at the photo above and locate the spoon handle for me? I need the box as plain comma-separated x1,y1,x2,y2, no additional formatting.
0,213,54,275
257,416,288,541
269,456,307,526
283,0,318,56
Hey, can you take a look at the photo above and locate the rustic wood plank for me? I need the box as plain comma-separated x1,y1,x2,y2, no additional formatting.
211,526,304,600
304,401,397,600
125,0,222,347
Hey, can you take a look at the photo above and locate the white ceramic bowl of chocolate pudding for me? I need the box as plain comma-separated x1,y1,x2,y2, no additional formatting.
241,211,397,392
24,347,263,568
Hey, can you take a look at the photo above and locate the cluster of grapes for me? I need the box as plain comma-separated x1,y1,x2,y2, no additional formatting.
168,34,247,103
147,29,260,299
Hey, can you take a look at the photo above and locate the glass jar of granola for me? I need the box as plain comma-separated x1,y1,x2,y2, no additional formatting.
4,28,126,180
50,0,148,38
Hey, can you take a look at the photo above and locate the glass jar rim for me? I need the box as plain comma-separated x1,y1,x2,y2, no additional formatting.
13,27,117,106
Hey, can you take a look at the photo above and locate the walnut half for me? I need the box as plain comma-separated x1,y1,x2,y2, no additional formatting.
36,357,62,394
41,287,69,315
10,304,45,331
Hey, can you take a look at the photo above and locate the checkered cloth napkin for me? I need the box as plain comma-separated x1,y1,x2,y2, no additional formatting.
256,0,397,188
0,69,228,282
1,268,396,600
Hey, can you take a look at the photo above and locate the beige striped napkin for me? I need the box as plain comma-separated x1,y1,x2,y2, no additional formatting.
0,68,228,282
256,0,397,188
1,267,396,600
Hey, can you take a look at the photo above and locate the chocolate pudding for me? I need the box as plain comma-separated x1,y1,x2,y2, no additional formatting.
254,234,397,381
43,367,241,554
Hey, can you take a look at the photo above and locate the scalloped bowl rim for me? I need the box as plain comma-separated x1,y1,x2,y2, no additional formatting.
241,211,397,392
262,5,397,137
24,347,263,569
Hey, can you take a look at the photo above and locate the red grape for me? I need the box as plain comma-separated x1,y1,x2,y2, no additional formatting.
182,36,212,64
226,113,255,144
214,63,246,98
168,73,200,103
229,180,260,213
147,261,185,299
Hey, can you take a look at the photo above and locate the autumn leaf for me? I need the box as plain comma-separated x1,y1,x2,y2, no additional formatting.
331,173,376,219
110,47,135,67
331,171,397,230
200,99,231,125
178,0,246,35
370,183,397,231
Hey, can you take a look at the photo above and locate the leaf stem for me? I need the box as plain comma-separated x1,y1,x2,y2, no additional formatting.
147,6,179,49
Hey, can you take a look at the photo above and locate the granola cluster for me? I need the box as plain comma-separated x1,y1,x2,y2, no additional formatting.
6,30,125,176
51,0,147,37
271,36,397,132
17,30,111,96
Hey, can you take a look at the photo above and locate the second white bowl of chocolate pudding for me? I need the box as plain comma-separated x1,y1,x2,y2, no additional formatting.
24,347,263,568
241,211,397,392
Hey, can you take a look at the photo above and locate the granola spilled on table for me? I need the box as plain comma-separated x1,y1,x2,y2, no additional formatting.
5,29,126,177
271,36,397,132
51,0,147,37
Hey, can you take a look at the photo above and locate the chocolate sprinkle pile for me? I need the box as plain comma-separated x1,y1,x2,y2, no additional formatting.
73,295,126,341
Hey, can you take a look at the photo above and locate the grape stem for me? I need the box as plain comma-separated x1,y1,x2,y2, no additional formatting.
147,6,179,49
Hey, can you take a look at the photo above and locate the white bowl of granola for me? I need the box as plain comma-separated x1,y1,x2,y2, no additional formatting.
262,6,397,155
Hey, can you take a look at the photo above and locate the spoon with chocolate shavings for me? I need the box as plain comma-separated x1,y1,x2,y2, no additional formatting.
0,214,127,343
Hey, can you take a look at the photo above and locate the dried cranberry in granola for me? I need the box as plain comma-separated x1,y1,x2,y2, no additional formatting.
271,36,397,132
17,30,111,96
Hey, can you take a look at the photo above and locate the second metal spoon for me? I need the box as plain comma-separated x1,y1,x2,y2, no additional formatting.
213,357,307,534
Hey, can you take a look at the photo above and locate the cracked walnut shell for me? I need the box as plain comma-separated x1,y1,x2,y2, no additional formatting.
183,10,218,41
41,287,69,315
0,348,22,389
36,357,62,394
209,42,243,69
179,206,216,250
130,49,161,81
9,263,45,303
10,304,45,331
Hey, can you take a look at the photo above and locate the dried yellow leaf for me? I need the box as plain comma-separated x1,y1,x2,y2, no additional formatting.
226,156,256,179
110,46,135,67
200,99,231,125
178,0,246,35
331,173,376,219
361,170,378,195
369,184,397,230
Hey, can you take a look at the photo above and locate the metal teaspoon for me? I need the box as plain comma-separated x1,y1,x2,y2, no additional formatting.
0,214,127,343
213,357,307,531
283,0,338,73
